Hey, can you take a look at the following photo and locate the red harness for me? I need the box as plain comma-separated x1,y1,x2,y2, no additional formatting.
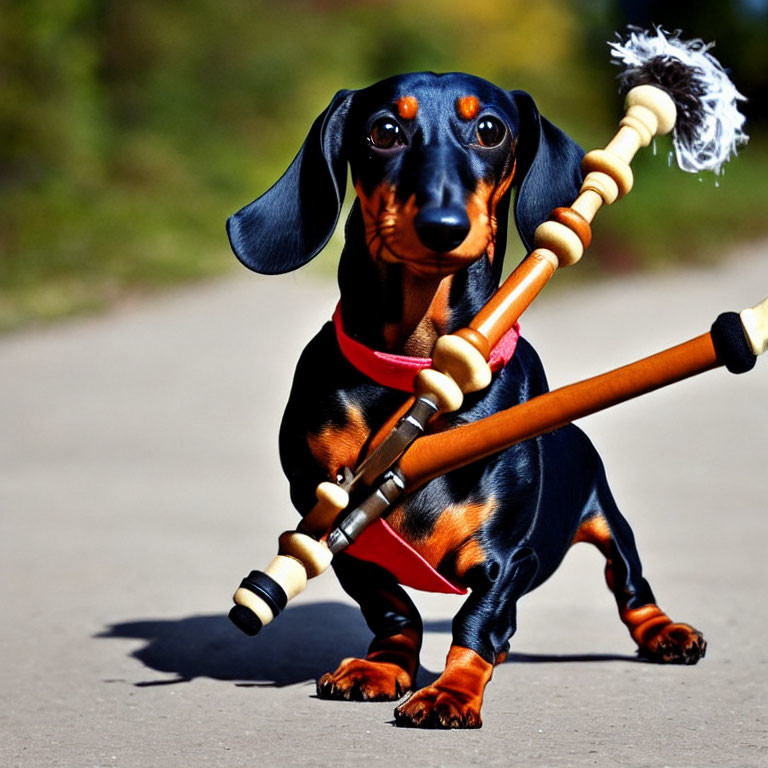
331,304,520,594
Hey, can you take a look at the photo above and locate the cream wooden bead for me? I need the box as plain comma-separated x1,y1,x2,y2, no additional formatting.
233,587,275,627
625,84,677,136
301,482,350,535
432,334,492,393
278,530,333,579
316,481,349,511
263,554,308,600
533,220,584,267
581,150,634,198
740,296,768,356
579,171,620,206
414,368,464,413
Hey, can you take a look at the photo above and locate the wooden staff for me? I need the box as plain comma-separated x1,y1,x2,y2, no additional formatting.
400,300,768,492
231,297,766,634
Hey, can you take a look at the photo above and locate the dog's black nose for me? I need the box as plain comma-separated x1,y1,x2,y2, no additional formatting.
414,206,471,252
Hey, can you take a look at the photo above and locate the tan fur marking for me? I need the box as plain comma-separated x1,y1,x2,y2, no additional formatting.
571,514,612,550
355,174,513,277
387,498,494,580
306,404,369,477
621,604,673,645
456,95,480,121
382,272,455,355
397,96,419,120
426,498,492,575
454,538,486,578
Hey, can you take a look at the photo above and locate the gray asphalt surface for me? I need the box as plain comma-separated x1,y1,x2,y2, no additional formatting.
2,248,767,767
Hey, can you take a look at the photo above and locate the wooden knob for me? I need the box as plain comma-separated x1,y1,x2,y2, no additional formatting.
233,559,301,631
533,220,584,267
624,85,677,136
578,172,619,207
414,368,464,412
231,551,312,634
300,482,350,536
230,531,334,635
278,530,333,578
432,334,492,393
581,149,634,199
316,481,349,509
548,207,592,249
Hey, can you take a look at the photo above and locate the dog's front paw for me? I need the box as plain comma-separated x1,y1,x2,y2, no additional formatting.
394,684,483,729
639,622,707,665
316,658,413,702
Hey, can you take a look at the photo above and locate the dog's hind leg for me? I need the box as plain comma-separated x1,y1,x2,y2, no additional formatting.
316,553,422,702
575,482,706,665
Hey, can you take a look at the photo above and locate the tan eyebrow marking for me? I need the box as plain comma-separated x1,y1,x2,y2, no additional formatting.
456,95,480,120
396,96,419,120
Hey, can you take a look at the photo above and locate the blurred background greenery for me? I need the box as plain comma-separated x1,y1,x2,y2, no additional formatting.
2,0,767,330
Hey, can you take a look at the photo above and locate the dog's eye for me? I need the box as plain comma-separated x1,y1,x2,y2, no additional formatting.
369,119,405,149
476,117,505,147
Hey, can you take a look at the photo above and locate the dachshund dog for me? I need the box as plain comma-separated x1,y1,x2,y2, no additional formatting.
227,72,706,729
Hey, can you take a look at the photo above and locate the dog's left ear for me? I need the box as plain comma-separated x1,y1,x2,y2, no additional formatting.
227,89,355,275
509,91,584,252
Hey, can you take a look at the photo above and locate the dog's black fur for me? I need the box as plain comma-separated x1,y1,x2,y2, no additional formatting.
228,72,705,729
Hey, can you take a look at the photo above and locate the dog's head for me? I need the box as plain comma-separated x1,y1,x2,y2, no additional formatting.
228,72,583,277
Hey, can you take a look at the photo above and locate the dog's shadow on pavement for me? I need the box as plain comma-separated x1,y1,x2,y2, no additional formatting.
98,602,641,688
98,602,447,688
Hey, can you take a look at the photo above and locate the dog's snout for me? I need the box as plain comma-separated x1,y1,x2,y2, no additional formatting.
414,206,471,253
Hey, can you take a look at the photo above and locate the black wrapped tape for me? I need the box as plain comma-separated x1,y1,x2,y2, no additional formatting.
239,570,288,617
711,312,756,374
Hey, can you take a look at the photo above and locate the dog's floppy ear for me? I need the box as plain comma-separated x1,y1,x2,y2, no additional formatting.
227,89,355,275
509,91,584,252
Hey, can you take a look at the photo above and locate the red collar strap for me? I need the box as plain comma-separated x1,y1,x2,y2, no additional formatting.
332,303,520,392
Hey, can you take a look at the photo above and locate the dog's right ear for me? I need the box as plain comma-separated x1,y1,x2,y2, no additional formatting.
509,91,584,253
227,89,355,275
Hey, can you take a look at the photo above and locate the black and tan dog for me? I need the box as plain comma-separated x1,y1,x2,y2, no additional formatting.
227,72,705,729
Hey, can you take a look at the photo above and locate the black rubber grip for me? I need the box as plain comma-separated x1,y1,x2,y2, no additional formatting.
229,604,264,636
239,570,288,617
711,312,756,374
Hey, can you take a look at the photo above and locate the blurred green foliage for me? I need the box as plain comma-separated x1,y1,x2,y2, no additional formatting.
1,0,767,329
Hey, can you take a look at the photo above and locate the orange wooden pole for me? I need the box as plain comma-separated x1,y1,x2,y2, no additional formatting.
399,334,720,490
470,251,557,349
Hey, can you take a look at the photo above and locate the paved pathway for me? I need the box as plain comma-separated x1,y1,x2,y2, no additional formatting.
2,248,766,767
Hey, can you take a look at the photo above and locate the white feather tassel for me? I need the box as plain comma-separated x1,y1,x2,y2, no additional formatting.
609,27,748,175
